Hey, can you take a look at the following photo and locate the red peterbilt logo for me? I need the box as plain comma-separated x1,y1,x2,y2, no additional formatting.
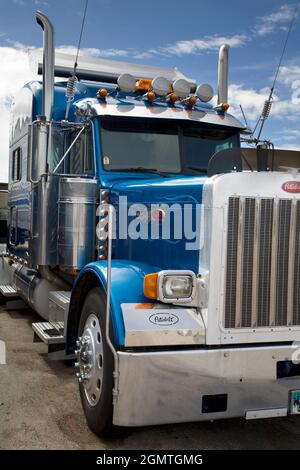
282,181,300,193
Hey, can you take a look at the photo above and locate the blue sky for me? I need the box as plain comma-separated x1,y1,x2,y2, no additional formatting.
0,0,299,181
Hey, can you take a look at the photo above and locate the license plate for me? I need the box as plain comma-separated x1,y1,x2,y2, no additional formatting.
290,390,300,415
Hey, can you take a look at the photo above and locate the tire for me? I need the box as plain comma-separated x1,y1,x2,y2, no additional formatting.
77,287,122,437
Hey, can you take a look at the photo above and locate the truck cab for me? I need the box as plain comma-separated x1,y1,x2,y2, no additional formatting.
2,11,300,436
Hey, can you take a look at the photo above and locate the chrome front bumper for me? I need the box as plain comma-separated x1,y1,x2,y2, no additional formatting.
113,344,300,427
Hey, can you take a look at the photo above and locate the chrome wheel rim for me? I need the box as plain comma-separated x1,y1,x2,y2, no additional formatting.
75,313,104,406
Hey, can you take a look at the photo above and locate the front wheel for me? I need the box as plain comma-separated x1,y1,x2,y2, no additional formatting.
76,287,121,437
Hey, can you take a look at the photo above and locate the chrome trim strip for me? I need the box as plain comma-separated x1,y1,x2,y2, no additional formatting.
235,197,244,328
287,199,297,326
106,204,119,404
268,198,279,326
224,197,240,328
251,198,261,327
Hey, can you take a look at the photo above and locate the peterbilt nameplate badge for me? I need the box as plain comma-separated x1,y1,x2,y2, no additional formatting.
282,181,300,193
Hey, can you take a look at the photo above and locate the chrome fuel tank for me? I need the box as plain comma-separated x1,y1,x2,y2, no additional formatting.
58,177,98,270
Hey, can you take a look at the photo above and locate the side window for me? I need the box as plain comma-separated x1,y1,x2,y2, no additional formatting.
49,128,94,176
67,130,94,175
12,147,22,181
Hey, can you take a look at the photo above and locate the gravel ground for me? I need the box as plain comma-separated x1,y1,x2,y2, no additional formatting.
1,303,300,450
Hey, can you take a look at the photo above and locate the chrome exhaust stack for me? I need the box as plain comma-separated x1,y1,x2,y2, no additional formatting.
32,13,58,269
217,44,229,105
36,11,55,120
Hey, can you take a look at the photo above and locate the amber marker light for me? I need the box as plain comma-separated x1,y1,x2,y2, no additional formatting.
168,93,178,104
146,91,156,102
101,209,109,217
144,273,158,299
188,96,197,106
213,102,230,113
136,79,152,92
183,95,197,107
98,88,108,100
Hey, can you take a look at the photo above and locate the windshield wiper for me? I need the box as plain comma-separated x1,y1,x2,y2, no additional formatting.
111,167,169,177
184,166,207,174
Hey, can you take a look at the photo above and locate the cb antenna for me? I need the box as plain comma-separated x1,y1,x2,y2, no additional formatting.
65,0,89,120
255,0,300,142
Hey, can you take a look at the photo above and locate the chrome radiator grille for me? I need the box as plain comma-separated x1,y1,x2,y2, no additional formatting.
224,196,300,329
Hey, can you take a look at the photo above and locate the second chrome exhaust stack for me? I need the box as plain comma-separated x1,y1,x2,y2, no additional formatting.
217,44,230,105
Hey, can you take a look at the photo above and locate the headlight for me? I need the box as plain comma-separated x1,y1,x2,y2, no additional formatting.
144,270,197,304
162,275,193,299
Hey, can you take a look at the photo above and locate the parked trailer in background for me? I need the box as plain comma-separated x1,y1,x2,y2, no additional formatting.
1,11,300,436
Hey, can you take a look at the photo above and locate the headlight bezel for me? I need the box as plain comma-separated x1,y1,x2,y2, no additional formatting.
157,270,196,304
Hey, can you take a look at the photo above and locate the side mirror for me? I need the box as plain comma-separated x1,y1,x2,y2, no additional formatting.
207,148,243,177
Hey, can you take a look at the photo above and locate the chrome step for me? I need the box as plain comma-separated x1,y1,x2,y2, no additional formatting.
0,284,18,298
32,321,65,345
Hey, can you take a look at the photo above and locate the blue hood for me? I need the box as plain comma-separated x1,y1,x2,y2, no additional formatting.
108,175,206,273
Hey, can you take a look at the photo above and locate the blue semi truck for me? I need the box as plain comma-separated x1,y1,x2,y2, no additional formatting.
1,11,300,436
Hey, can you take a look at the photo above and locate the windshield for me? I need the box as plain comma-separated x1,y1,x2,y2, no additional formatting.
100,117,240,175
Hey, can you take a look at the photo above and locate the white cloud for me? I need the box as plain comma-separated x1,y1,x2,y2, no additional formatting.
271,97,300,119
277,64,300,85
228,84,269,121
0,47,37,97
54,33,249,60
161,34,248,56
277,128,300,140
0,109,9,182
14,42,145,61
0,46,38,182
254,3,298,36
34,0,49,5
274,143,300,150
131,51,153,60
57,45,131,59
228,82,300,122
12,0,49,4
6,39,34,50
227,82,300,150
57,45,154,60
